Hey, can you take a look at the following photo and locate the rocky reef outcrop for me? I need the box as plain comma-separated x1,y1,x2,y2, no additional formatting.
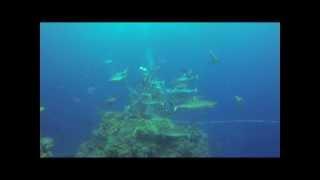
77,111,208,157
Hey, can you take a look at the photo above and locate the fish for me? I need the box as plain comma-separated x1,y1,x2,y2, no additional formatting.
109,68,128,82
105,97,117,103
167,88,198,94
142,100,164,106
176,76,189,82
139,66,148,72
174,97,217,111
176,74,199,82
209,50,219,64
234,96,244,104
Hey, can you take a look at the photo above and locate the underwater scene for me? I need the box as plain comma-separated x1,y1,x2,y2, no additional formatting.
40,22,280,158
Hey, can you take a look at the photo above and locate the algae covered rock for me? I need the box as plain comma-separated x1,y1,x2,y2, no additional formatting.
77,111,209,157
40,137,54,158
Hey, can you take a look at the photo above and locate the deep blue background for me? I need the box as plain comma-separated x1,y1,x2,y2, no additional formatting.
40,23,280,157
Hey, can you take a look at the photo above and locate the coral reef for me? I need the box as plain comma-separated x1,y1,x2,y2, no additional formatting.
77,111,208,157
40,137,54,158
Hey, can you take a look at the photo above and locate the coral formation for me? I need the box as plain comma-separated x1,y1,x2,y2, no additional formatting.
77,52,212,157
40,137,54,158
77,111,208,157
41,49,215,157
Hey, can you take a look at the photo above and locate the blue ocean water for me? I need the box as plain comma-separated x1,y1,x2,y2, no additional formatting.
40,22,280,157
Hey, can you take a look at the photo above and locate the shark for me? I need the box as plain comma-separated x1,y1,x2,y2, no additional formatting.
109,68,128,82
174,96,217,111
